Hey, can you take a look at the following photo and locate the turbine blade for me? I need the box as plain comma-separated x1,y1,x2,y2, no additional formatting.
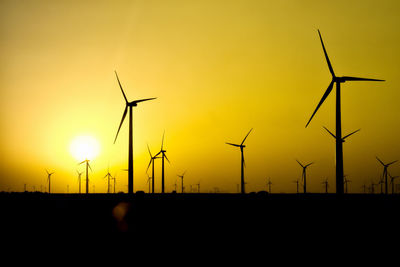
387,160,398,166
88,163,92,172
115,71,128,103
305,80,334,128
376,156,385,166
296,159,304,168
79,160,86,165
161,130,165,150
132,98,157,104
147,144,152,158
164,153,170,163
342,129,361,140
114,106,128,144
341,76,385,82
241,128,253,145
226,142,241,147
305,162,314,168
323,126,337,139
318,30,335,77
146,159,152,172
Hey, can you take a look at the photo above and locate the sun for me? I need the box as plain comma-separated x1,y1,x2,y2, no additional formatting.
69,135,100,162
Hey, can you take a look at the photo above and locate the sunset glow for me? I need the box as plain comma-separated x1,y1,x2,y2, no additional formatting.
69,135,100,162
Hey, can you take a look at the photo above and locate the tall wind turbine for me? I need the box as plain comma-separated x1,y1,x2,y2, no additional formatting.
177,171,186,193
104,168,113,193
46,170,54,194
77,170,83,194
113,71,156,194
296,160,313,193
305,30,384,194
112,173,117,193
155,132,170,193
376,157,398,195
389,173,400,194
79,159,92,194
147,144,160,194
226,128,253,194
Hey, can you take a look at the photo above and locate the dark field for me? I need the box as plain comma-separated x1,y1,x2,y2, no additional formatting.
1,192,399,243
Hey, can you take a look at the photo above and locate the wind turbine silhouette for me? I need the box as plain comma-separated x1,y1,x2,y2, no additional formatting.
177,171,186,193
155,131,170,194
296,160,313,193
389,173,400,194
104,168,113,193
226,128,253,194
344,175,351,193
266,178,272,193
293,179,300,194
76,170,83,194
376,157,398,195
79,159,92,194
112,173,117,193
45,170,54,194
305,30,384,194
113,71,156,194
146,144,160,194
322,178,329,193
146,174,152,193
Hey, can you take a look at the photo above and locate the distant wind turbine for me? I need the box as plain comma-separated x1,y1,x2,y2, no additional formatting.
177,171,186,193
113,71,156,194
146,174,152,194
305,30,384,194
293,179,300,194
266,178,272,193
45,170,54,194
79,159,92,194
296,160,313,193
376,157,398,195
389,173,400,194
146,144,160,194
112,173,117,193
155,131,170,194
226,128,253,194
104,168,113,193
344,175,351,194
77,170,83,194
322,178,329,193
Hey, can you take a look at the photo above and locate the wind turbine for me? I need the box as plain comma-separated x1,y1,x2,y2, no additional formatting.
76,170,83,194
155,131,170,194
296,160,313,193
322,178,329,193
196,181,201,193
45,170,54,194
147,144,160,194
113,71,156,194
389,173,400,194
344,175,351,194
376,157,398,195
79,159,92,194
146,174,152,193
104,168,113,193
226,128,253,194
266,178,273,193
177,171,186,193
305,30,384,194
112,173,117,193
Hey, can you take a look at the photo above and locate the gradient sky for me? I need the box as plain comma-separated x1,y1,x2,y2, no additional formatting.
1,0,400,193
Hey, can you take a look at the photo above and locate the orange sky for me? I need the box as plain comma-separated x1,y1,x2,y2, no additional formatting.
1,0,400,193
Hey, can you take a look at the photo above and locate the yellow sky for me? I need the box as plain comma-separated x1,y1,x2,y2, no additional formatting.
1,0,400,193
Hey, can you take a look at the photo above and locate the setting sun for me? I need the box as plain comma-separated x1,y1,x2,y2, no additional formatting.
69,135,100,162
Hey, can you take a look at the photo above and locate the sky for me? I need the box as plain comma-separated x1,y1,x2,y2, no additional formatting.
1,0,400,193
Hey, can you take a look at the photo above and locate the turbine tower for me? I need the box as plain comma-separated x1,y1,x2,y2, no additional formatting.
226,128,253,194
79,159,92,194
113,71,156,194
46,170,54,194
155,131,170,193
296,160,313,193
305,30,384,194
322,178,329,193
267,178,273,193
376,157,398,195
